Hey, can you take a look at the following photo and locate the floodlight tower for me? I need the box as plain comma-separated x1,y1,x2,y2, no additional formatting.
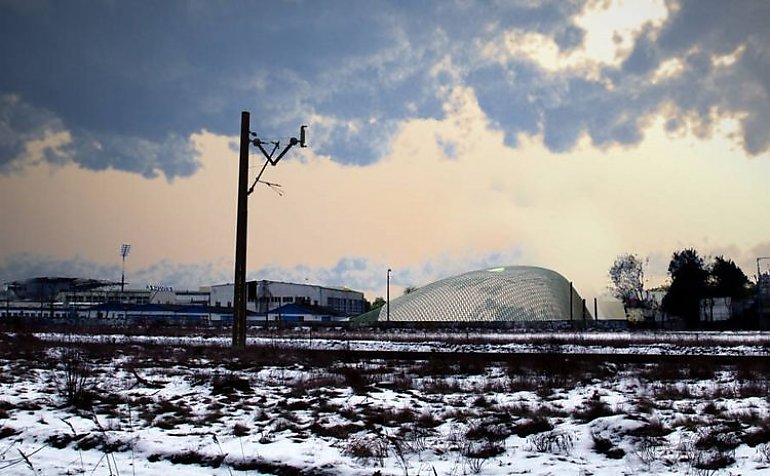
120,243,131,295
232,111,307,350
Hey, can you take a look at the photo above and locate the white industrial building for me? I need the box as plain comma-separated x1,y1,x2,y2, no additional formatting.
210,280,365,317
3,277,365,323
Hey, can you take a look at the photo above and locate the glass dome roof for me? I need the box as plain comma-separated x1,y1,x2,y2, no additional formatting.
379,266,589,322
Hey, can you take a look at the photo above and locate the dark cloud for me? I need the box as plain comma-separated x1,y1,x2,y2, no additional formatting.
624,0,770,153
0,0,581,175
621,35,659,76
0,94,200,178
464,0,770,155
1,0,767,179
0,94,67,171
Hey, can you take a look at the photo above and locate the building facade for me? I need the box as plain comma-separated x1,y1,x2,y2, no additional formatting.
210,280,365,317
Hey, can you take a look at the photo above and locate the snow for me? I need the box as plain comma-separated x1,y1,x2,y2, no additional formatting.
1,329,770,475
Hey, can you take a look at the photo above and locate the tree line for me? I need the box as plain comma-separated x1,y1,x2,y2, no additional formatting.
609,249,754,328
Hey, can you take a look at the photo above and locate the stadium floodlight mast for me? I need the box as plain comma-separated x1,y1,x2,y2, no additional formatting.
232,111,307,350
120,243,131,295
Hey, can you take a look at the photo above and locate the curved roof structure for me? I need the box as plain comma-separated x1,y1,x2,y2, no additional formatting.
6,277,116,301
379,266,590,322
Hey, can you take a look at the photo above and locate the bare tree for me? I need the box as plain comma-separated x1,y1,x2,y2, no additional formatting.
608,254,645,306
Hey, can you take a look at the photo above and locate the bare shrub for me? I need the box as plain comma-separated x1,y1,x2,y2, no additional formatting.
641,363,684,382
233,423,250,437
694,425,741,453
688,360,717,380
730,408,764,427
75,433,130,453
635,395,657,414
211,373,252,395
573,391,617,423
498,402,533,418
363,407,417,427
743,420,770,447
459,440,505,475
680,433,736,474
285,399,312,411
757,443,770,464
461,440,505,458
472,395,491,408
514,417,552,438
736,380,770,399
627,417,672,438
528,430,574,454
419,377,463,394
53,346,94,409
0,426,20,439
308,421,362,439
652,382,693,400
343,434,389,466
441,407,472,423
148,451,226,468
398,425,432,453
229,457,306,474
46,432,79,449
416,410,442,429
465,420,511,442
701,401,721,416
463,454,487,475
591,432,625,459
634,435,666,465
339,366,370,394
197,408,224,425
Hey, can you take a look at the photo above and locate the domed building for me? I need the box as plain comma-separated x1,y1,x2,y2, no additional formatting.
379,266,590,322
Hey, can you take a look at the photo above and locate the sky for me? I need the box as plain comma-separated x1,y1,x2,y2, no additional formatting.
2,0,770,302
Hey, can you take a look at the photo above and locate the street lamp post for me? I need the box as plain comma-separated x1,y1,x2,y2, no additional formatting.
756,257,770,323
232,111,306,350
386,268,391,322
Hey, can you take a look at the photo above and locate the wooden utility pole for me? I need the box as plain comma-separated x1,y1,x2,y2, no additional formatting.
233,111,250,350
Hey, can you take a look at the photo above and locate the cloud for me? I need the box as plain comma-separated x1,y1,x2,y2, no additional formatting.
0,253,117,284
0,94,201,179
0,253,231,291
2,0,769,184
0,94,69,171
0,250,528,301
465,0,770,156
4,76,770,302
251,249,528,299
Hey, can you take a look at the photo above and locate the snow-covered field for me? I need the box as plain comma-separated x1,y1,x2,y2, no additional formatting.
2,330,770,475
